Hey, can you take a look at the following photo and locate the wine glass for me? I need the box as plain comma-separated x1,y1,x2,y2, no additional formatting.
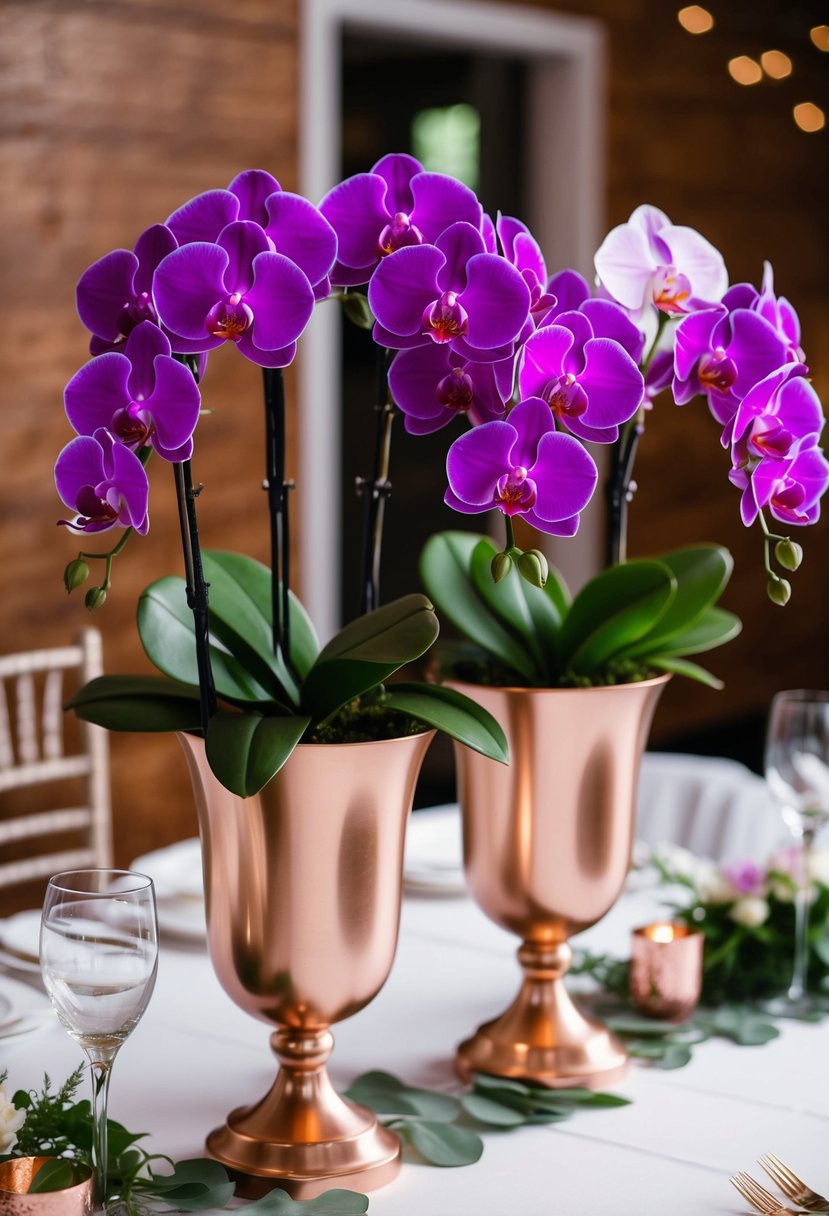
40,869,158,1208
764,690,829,1012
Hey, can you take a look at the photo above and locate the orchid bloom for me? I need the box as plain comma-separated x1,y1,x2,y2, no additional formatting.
518,314,644,444
595,204,728,320
369,221,531,362
167,170,337,300
153,220,316,368
319,152,482,287
496,216,557,332
64,322,202,462
56,428,150,535
733,441,829,528
445,397,598,536
730,364,823,466
388,344,512,435
77,224,178,355
723,262,804,364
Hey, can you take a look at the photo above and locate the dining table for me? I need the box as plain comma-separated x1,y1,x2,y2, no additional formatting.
0,804,826,1216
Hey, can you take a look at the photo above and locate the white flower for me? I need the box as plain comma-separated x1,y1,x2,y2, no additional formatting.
698,868,737,905
808,849,829,888
0,1082,25,1153
729,897,770,929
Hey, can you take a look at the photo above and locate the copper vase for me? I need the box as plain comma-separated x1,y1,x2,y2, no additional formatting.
450,677,669,1088
178,730,434,1198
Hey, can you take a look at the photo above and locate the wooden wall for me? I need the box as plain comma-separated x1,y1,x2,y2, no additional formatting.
1,0,827,882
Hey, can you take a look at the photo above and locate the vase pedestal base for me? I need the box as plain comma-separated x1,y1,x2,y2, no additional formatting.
455,941,628,1090
206,1027,401,1199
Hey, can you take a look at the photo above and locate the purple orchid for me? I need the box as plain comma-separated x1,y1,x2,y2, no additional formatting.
445,397,598,536
64,321,202,462
496,216,556,332
673,305,793,430
77,224,178,355
730,364,823,466
167,170,337,300
518,315,644,444
595,204,728,320
388,344,512,435
368,222,531,361
152,220,315,368
56,428,150,535
721,860,766,897
723,262,805,364
733,440,829,528
319,153,482,287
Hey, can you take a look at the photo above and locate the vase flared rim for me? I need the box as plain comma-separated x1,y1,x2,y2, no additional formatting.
178,727,435,753
447,673,671,696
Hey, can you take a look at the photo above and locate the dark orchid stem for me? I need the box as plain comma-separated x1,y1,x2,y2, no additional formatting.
358,348,394,615
173,460,216,735
262,366,292,666
605,415,644,567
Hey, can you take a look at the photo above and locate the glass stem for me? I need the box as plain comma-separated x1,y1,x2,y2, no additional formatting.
88,1056,114,1208
789,828,816,1002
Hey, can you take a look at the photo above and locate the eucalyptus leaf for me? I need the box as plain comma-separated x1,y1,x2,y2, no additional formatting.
656,1043,694,1070
205,710,311,797
419,532,539,681
459,1092,526,1127
395,1119,484,1167
232,1186,370,1214
345,1071,461,1121
382,683,508,763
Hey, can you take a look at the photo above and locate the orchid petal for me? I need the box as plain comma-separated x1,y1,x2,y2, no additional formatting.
133,225,178,294
245,252,315,351
64,355,131,437
229,169,282,225
662,224,728,304
446,421,517,506
218,221,272,295
319,173,391,269
461,255,531,349
368,244,445,337
594,222,655,310
167,190,239,245
411,172,483,242
265,192,338,288
579,338,644,428
154,243,230,341
518,325,576,398
506,398,553,470
435,222,486,293
76,250,138,341
144,356,202,455
531,431,598,520
122,322,171,399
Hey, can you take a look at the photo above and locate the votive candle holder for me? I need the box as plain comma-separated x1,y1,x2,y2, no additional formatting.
630,922,703,1021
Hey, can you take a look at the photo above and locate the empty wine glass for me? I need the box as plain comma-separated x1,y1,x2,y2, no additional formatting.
40,870,158,1208
764,690,829,1012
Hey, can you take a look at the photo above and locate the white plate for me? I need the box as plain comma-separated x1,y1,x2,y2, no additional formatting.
131,838,203,900
0,909,42,972
155,897,207,943
0,974,52,1041
404,805,466,896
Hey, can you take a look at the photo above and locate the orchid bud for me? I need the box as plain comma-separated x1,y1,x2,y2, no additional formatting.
766,575,791,606
491,551,513,583
774,539,803,571
84,586,107,611
63,558,89,593
341,292,374,330
517,549,548,588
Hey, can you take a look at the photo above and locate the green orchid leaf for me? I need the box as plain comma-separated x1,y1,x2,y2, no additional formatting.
557,560,676,673
203,551,319,691
205,710,311,797
244,1188,370,1214
66,675,203,732
382,683,508,763
469,540,547,676
621,546,735,658
138,576,275,704
460,1092,526,1127
653,607,742,658
649,656,724,689
300,595,439,722
395,1118,484,1167
419,532,539,681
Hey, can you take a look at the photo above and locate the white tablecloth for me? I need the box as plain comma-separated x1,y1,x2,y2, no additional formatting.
1,867,825,1215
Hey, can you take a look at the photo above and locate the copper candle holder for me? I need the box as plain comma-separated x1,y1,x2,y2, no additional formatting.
0,1158,94,1215
630,922,703,1020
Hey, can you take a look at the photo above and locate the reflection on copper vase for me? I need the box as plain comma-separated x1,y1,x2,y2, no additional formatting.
178,730,434,1199
450,677,669,1089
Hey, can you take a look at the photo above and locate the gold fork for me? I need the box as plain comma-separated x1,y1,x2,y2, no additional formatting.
759,1153,829,1213
730,1172,801,1216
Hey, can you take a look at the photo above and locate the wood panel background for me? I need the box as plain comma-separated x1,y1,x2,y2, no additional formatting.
1,0,826,893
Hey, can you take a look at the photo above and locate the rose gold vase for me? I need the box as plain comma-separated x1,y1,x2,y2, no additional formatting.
178,730,434,1199
450,677,669,1089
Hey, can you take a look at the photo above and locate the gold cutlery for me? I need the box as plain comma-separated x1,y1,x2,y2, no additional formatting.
731,1171,802,1216
759,1154,829,1213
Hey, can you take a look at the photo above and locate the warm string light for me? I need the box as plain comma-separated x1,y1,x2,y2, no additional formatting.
677,6,825,134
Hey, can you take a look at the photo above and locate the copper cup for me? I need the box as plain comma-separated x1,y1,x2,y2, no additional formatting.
179,730,434,1199
630,922,704,1020
450,676,669,1088
0,1158,94,1215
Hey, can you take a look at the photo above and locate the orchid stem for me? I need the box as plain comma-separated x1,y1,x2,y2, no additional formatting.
504,517,516,552
262,367,293,668
358,347,394,615
173,460,216,735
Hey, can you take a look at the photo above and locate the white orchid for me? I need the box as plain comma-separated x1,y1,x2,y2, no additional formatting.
0,1081,25,1154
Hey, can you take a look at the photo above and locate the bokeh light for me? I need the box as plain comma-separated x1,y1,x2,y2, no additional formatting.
728,56,763,85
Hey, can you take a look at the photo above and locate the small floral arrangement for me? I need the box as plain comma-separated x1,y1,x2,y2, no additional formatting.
650,844,829,1003
56,157,829,790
